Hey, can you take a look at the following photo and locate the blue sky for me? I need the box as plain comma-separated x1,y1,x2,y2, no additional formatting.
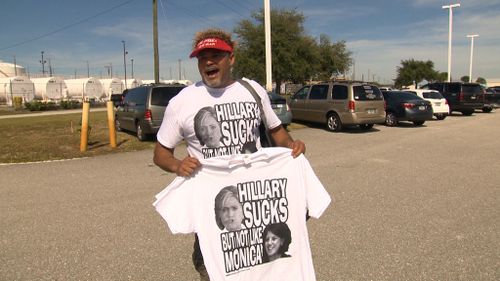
1,0,499,85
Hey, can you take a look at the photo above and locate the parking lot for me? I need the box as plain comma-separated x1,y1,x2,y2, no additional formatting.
1,111,499,281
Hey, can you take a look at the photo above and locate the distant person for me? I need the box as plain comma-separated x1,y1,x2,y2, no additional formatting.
262,223,292,263
194,106,223,148
214,186,244,231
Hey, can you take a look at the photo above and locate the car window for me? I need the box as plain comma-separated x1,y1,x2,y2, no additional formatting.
332,85,348,100
151,86,184,106
123,87,147,106
427,83,442,92
293,86,310,100
445,83,461,93
462,84,482,95
309,85,328,100
353,85,383,100
422,91,443,99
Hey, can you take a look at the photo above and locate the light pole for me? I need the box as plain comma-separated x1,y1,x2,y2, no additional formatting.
467,34,478,83
264,0,272,92
442,3,460,82
122,40,128,89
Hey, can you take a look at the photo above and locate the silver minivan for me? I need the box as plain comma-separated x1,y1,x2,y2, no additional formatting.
289,81,385,131
115,83,185,140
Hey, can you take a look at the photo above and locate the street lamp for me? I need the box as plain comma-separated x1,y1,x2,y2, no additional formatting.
442,3,460,82
122,40,128,89
467,34,479,83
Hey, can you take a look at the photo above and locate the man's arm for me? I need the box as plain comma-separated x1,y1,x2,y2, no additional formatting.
153,142,201,177
269,125,306,158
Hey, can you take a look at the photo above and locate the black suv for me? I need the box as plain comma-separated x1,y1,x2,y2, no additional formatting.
115,83,185,140
421,82,485,115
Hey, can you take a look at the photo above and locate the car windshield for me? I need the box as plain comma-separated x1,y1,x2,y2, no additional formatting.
151,86,184,106
353,85,383,100
422,91,443,99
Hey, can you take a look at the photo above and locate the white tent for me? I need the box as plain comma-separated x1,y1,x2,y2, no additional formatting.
101,78,124,98
65,77,103,100
31,77,67,100
0,76,35,106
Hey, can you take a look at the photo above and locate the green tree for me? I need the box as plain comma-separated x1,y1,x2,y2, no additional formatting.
233,8,351,92
317,34,352,81
461,75,470,82
394,59,438,88
476,77,486,85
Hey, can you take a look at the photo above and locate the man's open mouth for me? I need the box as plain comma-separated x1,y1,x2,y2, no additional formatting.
205,67,219,77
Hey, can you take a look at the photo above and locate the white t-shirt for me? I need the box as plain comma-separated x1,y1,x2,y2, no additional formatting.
157,79,281,159
154,147,332,281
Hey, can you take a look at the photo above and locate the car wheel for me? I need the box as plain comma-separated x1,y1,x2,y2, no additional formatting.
115,117,122,131
462,109,474,116
436,114,446,120
385,112,397,127
136,123,147,141
482,107,493,113
413,121,425,126
359,124,374,130
326,113,342,132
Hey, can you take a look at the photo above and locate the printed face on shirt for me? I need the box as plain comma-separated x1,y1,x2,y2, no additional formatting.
199,114,222,148
197,49,234,88
265,231,284,260
220,195,244,231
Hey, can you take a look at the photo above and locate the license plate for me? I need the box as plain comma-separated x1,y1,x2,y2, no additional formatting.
271,104,284,109
435,102,441,106
367,109,376,114
419,106,426,110
471,96,476,100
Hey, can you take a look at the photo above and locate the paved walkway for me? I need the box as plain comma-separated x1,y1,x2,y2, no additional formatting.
0,107,107,119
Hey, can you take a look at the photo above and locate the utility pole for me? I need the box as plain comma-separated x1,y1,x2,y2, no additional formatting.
153,0,160,83
442,3,460,82
48,58,53,76
87,60,90,78
131,58,134,78
122,40,128,89
13,55,17,76
40,51,47,77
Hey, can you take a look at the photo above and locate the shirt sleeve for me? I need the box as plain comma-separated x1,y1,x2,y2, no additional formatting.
156,96,184,149
153,177,196,234
298,155,332,218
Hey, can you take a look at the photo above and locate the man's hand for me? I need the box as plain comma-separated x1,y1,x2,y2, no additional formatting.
288,139,306,158
176,156,201,177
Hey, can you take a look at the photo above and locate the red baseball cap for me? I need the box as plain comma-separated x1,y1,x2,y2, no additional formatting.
189,38,233,58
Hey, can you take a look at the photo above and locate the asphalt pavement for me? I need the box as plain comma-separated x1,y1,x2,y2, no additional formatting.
1,111,499,281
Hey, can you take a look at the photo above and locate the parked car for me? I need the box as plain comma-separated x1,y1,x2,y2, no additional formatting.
485,87,500,108
403,89,449,120
381,91,433,126
289,81,385,132
268,92,292,128
115,83,185,141
421,82,485,115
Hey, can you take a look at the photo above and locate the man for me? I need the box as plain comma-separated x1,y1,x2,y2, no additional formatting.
153,28,305,281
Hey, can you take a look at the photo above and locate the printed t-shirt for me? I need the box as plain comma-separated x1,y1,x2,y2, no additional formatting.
156,79,281,160
154,147,332,281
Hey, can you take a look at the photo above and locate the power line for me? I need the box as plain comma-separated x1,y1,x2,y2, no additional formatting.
0,0,137,51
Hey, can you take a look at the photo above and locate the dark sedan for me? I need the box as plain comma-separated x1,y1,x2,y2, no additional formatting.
382,91,433,126
268,92,292,128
